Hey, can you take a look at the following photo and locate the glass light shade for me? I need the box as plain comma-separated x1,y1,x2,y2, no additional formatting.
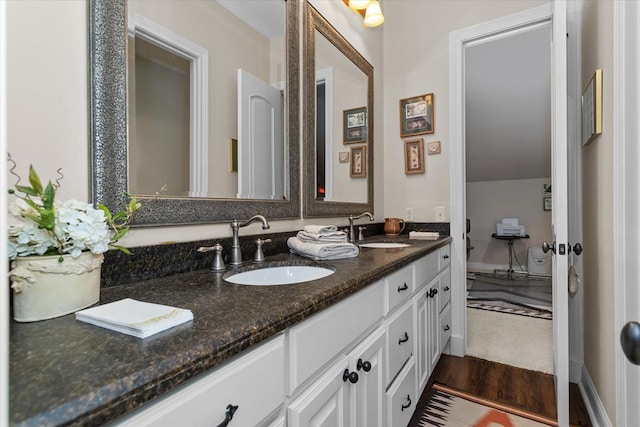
363,0,384,27
349,0,371,10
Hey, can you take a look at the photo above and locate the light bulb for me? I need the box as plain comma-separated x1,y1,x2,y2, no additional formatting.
363,0,384,27
349,0,371,10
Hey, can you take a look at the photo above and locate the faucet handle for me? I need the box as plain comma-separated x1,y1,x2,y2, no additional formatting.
198,243,225,272
254,238,272,263
358,226,366,241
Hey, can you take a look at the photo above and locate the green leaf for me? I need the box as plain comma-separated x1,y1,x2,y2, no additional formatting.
111,227,129,242
42,182,55,210
28,165,43,194
97,204,112,221
110,244,132,255
39,209,56,231
14,185,39,197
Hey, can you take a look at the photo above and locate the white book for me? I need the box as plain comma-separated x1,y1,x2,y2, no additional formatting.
75,298,193,339
409,231,440,240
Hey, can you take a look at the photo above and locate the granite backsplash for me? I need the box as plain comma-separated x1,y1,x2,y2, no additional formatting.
101,222,450,288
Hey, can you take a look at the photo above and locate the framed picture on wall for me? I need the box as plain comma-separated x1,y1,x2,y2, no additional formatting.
543,196,552,211
343,106,367,144
399,93,434,137
404,138,425,175
350,146,367,178
581,69,602,146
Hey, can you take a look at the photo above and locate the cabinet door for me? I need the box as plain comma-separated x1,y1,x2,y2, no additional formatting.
349,326,386,427
414,284,430,393
427,279,441,373
288,357,350,427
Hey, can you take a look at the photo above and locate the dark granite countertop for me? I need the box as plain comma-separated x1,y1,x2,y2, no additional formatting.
9,235,451,426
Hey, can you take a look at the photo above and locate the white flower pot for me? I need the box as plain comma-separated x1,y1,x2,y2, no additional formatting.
9,252,104,322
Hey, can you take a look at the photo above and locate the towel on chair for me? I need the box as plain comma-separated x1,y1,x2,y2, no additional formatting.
303,224,338,234
297,230,348,243
287,237,359,260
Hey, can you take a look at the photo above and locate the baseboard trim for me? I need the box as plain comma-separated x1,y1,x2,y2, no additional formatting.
467,262,510,273
579,365,613,427
449,334,465,357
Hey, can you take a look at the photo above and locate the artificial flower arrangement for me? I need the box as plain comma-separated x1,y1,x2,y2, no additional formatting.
7,164,140,260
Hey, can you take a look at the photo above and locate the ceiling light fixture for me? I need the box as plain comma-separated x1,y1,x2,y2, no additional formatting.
363,0,384,28
343,0,384,28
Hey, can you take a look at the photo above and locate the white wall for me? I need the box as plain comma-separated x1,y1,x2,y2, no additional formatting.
382,0,549,222
466,178,552,270
581,0,616,423
5,1,384,248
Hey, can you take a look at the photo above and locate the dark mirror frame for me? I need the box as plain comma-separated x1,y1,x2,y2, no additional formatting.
89,0,300,226
303,2,374,218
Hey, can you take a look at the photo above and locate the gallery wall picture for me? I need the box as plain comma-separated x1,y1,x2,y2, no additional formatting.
404,138,425,175
427,140,441,155
581,69,602,146
343,106,367,144
350,145,367,178
338,151,349,163
399,93,434,137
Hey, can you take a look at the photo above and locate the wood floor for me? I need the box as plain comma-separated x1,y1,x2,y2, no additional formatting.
409,354,592,427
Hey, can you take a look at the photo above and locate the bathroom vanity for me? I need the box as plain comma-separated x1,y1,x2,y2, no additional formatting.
8,237,451,427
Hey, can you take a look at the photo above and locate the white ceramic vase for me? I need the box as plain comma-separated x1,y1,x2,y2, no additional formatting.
9,252,104,322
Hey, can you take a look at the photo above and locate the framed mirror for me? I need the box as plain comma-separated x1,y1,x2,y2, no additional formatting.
89,0,299,226
303,2,374,218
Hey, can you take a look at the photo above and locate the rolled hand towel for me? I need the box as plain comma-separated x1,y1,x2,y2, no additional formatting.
287,237,359,260
297,230,347,243
303,224,338,234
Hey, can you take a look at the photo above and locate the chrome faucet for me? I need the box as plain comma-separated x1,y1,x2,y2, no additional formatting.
348,212,374,242
229,215,270,266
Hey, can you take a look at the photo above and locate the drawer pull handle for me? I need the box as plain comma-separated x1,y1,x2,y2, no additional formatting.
444,325,450,331
401,395,412,411
357,358,372,372
343,369,359,384
398,332,409,344
443,254,449,259
216,404,238,427
428,288,438,298
397,282,409,292
444,286,450,291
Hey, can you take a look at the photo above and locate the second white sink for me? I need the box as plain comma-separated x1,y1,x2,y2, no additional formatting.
225,266,334,286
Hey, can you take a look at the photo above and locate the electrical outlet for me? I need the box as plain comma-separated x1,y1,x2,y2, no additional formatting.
405,207,414,221
435,206,446,222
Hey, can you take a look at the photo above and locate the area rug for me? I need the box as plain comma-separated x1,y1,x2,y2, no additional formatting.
467,300,552,320
466,307,553,374
409,383,558,427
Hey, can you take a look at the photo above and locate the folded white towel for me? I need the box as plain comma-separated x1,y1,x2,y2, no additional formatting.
287,237,359,260
297,230,348,243
409,231,440,240
303,224,338,234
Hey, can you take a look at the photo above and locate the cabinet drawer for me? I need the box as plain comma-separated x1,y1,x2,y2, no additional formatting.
413,251,438,292
289,280,384,394
385,264,413,314
438,245,450,271
438,269,451,313
386,300,414,385
386,357,416,427
440,303,452,350
116,334,285,427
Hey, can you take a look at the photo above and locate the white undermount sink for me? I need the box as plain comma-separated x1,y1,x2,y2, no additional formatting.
224,265,334,286
359,242,411,249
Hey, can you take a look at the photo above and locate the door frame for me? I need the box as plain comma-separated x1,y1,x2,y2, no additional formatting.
449,3,553,357
614,1,640,425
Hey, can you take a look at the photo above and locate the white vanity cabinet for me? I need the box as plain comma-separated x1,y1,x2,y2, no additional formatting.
114,334,285,427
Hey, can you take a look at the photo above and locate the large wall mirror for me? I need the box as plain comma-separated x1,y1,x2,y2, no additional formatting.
303,2,374,217
89,0,299,226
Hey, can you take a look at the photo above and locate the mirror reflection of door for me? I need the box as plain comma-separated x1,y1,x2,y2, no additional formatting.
127,0,286,200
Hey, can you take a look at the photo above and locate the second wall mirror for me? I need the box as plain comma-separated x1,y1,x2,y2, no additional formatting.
303,2,374,217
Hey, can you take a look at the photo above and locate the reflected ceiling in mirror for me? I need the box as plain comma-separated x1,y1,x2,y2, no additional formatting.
89,0,299,226
303,2,374,217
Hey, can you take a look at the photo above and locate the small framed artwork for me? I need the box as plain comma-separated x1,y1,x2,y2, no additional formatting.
427,140,441,155
338,151,349,163
343,106,367,144
543,196,552,211
404,138,425,175
581,69,602,146
230,138,238,172
543,184,552,195
399,93,434,137
350,146,367,178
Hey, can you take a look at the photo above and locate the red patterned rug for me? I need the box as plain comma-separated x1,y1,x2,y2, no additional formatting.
409,383,558,427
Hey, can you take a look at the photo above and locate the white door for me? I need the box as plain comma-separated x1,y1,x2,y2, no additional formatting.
614,1,640,424
237,69,284,200
349,326,386,427
550,1,569,425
